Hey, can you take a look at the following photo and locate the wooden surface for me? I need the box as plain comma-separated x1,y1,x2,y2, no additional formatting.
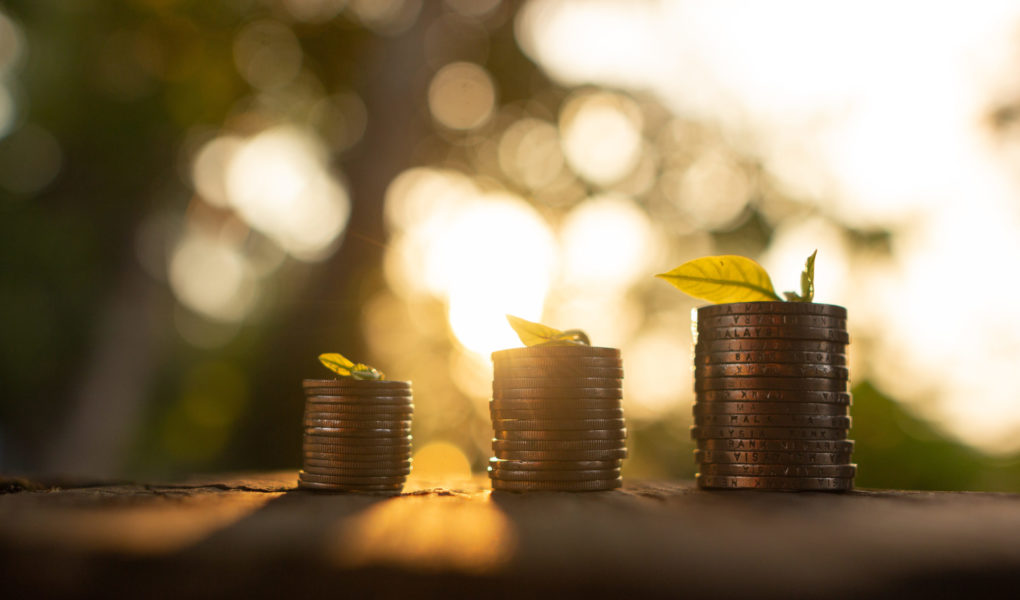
2,473,1020,598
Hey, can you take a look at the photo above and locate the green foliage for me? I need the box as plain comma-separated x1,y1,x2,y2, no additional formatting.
783,250,817,302
655,255,781,303
318,353,384,380
506,315,590,347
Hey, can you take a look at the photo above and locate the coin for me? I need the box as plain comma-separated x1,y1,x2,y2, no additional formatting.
303,403,414,414
493,366,625,379
306,395,413,405
494,429,627,441
696,439,854,453
297,480,403,494
493,356,623,369
487,458,623,470
487,468,621,481
693,414,851,429
696,314,847,329
492,347,621,360
303,458,412,470
303,448,412,459
302,388,413,399
304,412,413,423
695,474,853,491
493,377,623,389
695,350,848,366
696,390,851,404
694,450,853,465
490,478,622,491
491,418,626,431
303,436,411,448
490,397,622,410
690,426,848,440
698,463,856,477
298,471,408,485
694,339,847,354
493,439,626,451
694,363,850,379
303,378,410,390
693,402,849,416
493,449,628,461
304,427,411,438
303,418,412,429
696,302,847,318
695,377,848,392
490,408,625,420
695,325,850,344
493,388,623,400
304,464,412,477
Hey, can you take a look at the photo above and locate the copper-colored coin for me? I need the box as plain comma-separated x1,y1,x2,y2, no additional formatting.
303,403,413,415
693,414,851,429
696,302,847,318
696,390,851,404
695,350,848,365
696,314,847,329
694,339,847,354
487,458,623,471
303,448,411,459
493,439,626,451
694,363,849,380
306,395,413,405
696,439,854,453
492,418,626,431
698,463,856,478
490,397,622,410
303,388,412,399
694,377,848,392
303,458,412,470
693,402,849,416
491,408,625,420
695,474,853,491
493,377,623,389
494,429,627,441
304,427,410,438
493,449,628,461
303,435,411,447
487,468,621,482
695,325,850,344
493,388,623,400
304,412,413,423
303,464,412,476
494,366,624,379
303,418,412,429
690,426,848,441
493,356,622,369
298,471,408,485
492,346,621,360
490,478,622,492
694,449,853,465
303,378,410,390
297,480,403,494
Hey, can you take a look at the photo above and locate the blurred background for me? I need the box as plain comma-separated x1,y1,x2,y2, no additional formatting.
3,0,1020,491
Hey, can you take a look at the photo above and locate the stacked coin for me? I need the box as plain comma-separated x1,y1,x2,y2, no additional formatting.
299,378,413,494
691,302,855,491
489,346,627,492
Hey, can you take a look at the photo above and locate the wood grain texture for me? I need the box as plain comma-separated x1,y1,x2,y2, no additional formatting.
2,473,1020,598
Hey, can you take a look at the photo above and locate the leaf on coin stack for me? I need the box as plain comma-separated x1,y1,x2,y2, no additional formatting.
783,250,817,303
656,255,781,304
506,315,590,347
317,353,385,380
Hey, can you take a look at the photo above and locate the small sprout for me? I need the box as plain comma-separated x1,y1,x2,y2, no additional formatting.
318,352,385,380
506,315,590,347
656,251,818,304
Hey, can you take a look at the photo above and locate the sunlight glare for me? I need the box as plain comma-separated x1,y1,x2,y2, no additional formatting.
559,91,643,186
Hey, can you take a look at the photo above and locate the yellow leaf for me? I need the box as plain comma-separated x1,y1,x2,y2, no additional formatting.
506,315,590,347
319,353,354,376
655,255,781,304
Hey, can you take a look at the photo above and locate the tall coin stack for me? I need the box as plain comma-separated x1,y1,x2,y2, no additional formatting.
691,302,855,491
489,346,627,492
299,379,413,494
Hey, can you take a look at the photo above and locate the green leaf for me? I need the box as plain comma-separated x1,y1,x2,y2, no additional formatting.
786,250,816,303
655,255,781,304
318,353,384,380
506,315,590,347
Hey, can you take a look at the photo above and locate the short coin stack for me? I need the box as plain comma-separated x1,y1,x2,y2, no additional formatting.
489,346,627,492
691,302,855,491
299,378,413,494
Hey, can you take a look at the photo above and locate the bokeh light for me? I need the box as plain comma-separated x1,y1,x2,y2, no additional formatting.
168,228,256,323
559,90,643,186
428,62,497,131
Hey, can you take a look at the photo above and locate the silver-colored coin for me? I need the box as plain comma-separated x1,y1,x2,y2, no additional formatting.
694,363,849,380
698,463,857,478
696,439,854,453
694,449,853,465
493,429,627,441
690,425,848,441
695,474,853,491
693,414,851,429
693,402,849,416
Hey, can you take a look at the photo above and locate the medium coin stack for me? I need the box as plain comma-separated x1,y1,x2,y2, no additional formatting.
489,346,627,492
691,302,855,491
299,378,413,494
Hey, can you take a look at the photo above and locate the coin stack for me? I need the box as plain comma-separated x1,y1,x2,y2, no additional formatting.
299,378,413,494
489,346,627,492
691,302,855,491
